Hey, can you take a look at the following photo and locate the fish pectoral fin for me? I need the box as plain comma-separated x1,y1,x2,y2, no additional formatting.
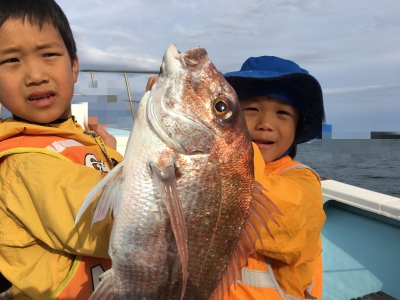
149,160,188,300
89,269,115,300
75,161,125,227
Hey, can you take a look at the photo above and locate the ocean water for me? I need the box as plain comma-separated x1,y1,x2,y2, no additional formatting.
295,139,400,198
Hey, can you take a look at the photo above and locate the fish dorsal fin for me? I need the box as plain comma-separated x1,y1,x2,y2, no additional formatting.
75,161,125,226
210,180,282,300
149,161,188,300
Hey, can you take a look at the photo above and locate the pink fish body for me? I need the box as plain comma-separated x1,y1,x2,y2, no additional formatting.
76,44,279,300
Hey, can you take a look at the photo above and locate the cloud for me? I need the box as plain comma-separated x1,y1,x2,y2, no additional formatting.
274,0,327,14
71,25,160,70
56,0,400,133
324,84,400,95
77,45,160,70
172,23,213,42
71,25,142,43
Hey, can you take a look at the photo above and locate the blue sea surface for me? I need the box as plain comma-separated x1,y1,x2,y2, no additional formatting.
295,139,400,197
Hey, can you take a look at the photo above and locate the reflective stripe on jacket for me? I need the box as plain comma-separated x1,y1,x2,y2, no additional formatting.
224,144,325,299
226,255,320,300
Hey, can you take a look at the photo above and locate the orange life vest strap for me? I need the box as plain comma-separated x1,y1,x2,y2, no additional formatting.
46,256,112,300
0,135,111,176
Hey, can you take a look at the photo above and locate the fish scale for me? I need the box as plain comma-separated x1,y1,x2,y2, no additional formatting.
76,44,281,300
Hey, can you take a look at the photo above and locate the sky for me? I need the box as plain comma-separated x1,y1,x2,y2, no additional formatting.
58,0,400,138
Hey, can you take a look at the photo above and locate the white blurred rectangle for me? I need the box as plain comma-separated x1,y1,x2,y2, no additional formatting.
105,128,131,156
71,102,88,128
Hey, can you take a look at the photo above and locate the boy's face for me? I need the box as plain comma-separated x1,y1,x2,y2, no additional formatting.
240,96,299,163
0,20,78,123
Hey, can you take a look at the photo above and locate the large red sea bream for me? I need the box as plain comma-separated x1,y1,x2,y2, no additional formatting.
76,44,281,300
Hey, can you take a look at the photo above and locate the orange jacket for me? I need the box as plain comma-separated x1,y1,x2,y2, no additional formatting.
225,145,325,299
0,117,123,299
47,256,112,299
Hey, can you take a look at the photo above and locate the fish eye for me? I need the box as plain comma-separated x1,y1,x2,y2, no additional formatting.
213,96,233,120
215,101,227,113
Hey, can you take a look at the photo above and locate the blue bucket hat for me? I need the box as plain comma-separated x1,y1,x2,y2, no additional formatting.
223,56,325,144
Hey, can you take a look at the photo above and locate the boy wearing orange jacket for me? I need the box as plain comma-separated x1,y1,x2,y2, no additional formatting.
223,56,326,299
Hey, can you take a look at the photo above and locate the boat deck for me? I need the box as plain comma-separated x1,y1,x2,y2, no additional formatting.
322,180,400,299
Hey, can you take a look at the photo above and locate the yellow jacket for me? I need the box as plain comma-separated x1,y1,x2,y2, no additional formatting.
0,117,123,299
226,145,326,299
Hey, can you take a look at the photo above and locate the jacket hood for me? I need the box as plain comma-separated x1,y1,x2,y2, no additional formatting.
0,117,89,144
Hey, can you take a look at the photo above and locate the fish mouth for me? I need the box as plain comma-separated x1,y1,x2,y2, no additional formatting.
182,47,208,71
162,44,209,75
146,45,213,155
168,44,182,60
161,45,183,74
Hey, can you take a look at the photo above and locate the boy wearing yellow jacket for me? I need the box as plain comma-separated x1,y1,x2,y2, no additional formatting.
0,0,123,298
223,56,326,299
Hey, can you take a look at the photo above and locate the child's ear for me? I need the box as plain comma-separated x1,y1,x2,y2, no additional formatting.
72,55,79,83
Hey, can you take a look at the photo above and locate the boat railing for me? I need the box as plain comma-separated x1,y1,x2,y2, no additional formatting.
77,69,159,120
0,69,159,120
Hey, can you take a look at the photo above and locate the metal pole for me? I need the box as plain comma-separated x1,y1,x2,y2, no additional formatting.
90,71,96,88
124,72,135,120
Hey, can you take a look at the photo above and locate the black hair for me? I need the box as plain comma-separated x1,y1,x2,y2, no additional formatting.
287,116,305,159
0,0,77,64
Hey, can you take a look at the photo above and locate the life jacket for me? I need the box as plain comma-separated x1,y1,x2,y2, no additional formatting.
0,134,114,175
46,256,111,300
0,134,114,300
224,161,322,300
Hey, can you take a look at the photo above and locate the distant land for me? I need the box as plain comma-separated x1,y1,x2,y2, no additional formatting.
371,132,400,139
